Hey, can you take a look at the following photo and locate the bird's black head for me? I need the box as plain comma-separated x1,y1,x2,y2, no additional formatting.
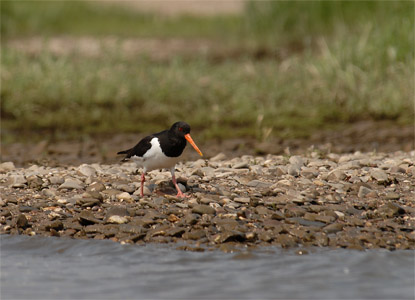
170,121,191,137
170,121,203,157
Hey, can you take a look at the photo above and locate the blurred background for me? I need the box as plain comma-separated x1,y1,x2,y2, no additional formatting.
1,0,414,166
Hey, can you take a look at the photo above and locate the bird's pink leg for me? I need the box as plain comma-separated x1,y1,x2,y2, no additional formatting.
171,168,188,198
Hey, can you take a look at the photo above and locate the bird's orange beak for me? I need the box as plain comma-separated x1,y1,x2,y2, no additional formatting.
184,134,203,157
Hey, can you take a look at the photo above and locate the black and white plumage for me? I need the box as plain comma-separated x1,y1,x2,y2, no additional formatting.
117,121,203,198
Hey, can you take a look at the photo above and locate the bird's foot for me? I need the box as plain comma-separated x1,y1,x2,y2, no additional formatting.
175,191,190,199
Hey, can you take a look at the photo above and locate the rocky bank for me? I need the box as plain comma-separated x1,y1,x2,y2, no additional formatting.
1,151,414,252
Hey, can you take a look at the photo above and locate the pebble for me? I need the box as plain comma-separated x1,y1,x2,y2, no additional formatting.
199,197,217,204
175,203,188,209
105,206,129,219
190,159,205,169
232,162,249,169
300,168,318,179
177,183,186,193
327,169,347,181
0,162,15,172
106,215,129,224
19,206,36,212
287,164,301,177
8,175,27,188
200,167,215,178
276,234,297,248
59,178,84,190
15,214,28,228
87,182,106,192
379,203,406,217
0,150,413,252
370,168,388,183
57,198,67,204
323,223,343,234
76,197,101,207
275,166,287,176
289,218,326,228
271,212,285,220
246,180,272,188
358,186,373,198
210,153,227,162
83,190,103,200
47,220,64,231
27,175,43,189
116,192,133,202
234,197,250,204
116,184,136,194
315,215,336,224
289,156,306,166
184,213,200,225
78,164,97,177
78,211,102,225
334,211,345,218
49,176,64,185
385,192,400,200
183,229,206,240
192,205,216,215
217,231,246,243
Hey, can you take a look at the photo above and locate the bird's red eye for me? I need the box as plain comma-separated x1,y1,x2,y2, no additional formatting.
179,127,183,132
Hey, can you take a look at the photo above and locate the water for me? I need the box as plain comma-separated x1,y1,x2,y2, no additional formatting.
1,235,414,300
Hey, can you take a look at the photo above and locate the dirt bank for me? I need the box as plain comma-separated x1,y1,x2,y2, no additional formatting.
1,121,413,167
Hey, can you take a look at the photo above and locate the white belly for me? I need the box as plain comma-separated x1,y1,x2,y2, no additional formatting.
131,138,181,172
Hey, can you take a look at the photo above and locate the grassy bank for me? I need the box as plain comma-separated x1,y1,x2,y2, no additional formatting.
1,1,413,142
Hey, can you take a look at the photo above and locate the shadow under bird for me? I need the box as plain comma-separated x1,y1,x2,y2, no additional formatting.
117,121,203,198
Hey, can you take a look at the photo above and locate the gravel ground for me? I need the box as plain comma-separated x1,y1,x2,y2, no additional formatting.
1,150,414,252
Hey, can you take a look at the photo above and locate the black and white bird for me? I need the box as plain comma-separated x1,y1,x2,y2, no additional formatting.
117,121,203,198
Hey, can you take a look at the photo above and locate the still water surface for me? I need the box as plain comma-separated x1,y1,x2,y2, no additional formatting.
1,235,414,299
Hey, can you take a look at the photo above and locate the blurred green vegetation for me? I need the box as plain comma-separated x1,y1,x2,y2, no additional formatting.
1,1,414,142
1,1,242,40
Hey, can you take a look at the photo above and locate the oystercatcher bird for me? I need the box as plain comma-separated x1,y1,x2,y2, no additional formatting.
117,121,203,198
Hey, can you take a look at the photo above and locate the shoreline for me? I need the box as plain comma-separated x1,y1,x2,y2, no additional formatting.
1,151,414,251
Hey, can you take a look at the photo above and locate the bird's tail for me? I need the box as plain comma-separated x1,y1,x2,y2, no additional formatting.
117,149,131,162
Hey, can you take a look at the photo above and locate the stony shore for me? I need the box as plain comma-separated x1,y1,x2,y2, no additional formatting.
1,151,414,252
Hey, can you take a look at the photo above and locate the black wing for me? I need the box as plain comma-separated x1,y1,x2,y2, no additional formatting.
117,135,153,161
154,130,186,157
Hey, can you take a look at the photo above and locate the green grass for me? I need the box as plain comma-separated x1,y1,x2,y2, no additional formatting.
1,1,243,40
1,1,414,142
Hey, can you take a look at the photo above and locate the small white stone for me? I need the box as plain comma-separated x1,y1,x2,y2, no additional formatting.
116,192,133,201
48,211,61,220
289,156,306,166
334,211,345,218
287,164,301,177
59,178,84,190
107,215,128,224
358,186,372,198
57,198,68,204
200,167,215,177
78,164,97,177
49,176,64,185
277,179,292,186
234,197,250,204
370,168,388,183
190,159,206,169
210,153,227,162
8,175,27,188
0,162,15,172
327,169,347,181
